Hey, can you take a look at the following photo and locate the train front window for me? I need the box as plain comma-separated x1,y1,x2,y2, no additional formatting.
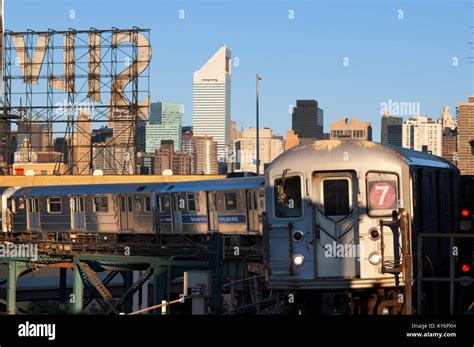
274,176,302,218
323,179,350,216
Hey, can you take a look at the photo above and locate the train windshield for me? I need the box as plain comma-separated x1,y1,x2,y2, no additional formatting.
323,179,350,216
274,176,302,218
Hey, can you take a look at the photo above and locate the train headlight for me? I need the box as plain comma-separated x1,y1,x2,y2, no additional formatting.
292,254,305,267
368,252,381,265
292,230,304,242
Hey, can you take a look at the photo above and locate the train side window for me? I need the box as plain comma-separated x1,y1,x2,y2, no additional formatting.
128,196,133,212
47,197,62,213
144,196,151,212
224,192,237,210
187,193,198,212
11,199,18,214
120,196,126,212
94,196,109,212
159,195,170,212
323,179,350,216
274,176,302,218
366,172,399,217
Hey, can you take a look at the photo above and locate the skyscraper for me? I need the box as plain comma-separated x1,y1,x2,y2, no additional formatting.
330,117,372,140
182,127,196,174
154,140,174,174
193,46,231,167
230,120,241,142
442,128,457,164
233,128,283,173
284,130,300,151
146,102,183,152
194,135,218,175
440,106,457,165
402,116,442,156
17,121,49,153
441,106,456,130
381,112,403,146
149,102,163,125
457,96,474,175
292,100,324,140
72,112,91,175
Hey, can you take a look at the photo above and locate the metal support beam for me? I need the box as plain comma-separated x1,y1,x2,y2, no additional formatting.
59,267,67,311
122,271,133,314
107,267,153,314
7,260,18,314
72,258,83,314
6,259,29,315
152,262,166,315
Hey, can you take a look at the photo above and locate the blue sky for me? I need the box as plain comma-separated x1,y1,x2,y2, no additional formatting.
6,0,473,141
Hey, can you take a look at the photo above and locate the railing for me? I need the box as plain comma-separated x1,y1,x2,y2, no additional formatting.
416,232,474,314
379,208,413,314
128,297,187,315
222,274,265,314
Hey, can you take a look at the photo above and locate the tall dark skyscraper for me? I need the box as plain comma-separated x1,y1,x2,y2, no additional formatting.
292,100,324,140
381,113,403,146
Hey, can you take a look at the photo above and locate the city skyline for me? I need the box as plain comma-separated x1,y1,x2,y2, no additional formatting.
5,0,472,142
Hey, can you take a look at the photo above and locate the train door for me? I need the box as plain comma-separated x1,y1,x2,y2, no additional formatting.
26,197,40,230
70,196,86,230
119,195,134,230
246,190,259,232
171,193,183,232
312,171,359,278
207,192,219,231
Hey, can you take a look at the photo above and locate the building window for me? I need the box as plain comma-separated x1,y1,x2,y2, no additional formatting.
323,179,350,216
274,176,302,218
94,197,109,212
224,192,237,210
187,193,198,212
47,197,62,213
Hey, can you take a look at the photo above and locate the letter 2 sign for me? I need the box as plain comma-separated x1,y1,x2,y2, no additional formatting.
369,181,397,210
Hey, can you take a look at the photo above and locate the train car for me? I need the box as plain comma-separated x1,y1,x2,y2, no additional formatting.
9,183,159,242
264,139,459,312
458,175,474,279
156,177,265,236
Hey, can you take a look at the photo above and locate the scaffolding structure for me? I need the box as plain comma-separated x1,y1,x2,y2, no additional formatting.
2,28,151,175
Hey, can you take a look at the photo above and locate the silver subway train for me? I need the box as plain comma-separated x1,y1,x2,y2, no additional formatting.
264,140,459,311
0,177,264,244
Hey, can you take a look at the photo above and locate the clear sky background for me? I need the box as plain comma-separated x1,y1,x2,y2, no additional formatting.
6,0,473,141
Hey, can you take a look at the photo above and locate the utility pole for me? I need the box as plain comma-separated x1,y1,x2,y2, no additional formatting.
256,74,262,175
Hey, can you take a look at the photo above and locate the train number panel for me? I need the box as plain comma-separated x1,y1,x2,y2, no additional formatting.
368,181,397,210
